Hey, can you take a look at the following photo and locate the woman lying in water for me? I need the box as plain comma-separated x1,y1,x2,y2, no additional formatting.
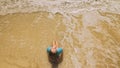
47,41,63,64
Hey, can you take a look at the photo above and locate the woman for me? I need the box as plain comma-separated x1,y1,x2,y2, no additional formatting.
47,41,63,64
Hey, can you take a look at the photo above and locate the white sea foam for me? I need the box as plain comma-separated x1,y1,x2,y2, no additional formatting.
0,0,120,15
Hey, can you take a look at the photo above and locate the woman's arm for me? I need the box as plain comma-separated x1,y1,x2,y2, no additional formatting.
52,41,58,48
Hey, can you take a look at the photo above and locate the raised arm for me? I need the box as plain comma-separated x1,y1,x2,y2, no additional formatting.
52,40,58,48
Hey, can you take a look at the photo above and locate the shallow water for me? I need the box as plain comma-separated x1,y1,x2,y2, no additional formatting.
0,0,120,68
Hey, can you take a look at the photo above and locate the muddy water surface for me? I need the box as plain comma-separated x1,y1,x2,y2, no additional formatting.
0,11,120,68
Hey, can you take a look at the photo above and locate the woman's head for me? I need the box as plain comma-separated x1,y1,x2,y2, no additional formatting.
51,46,57,53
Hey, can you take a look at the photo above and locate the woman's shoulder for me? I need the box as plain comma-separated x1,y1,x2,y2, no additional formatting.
47,46,52,53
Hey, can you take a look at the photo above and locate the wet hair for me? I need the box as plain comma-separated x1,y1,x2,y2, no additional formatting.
49,51,57,55
48,51,59,64
48,51,63,64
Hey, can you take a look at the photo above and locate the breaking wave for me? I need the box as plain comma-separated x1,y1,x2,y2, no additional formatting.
0,0,120,15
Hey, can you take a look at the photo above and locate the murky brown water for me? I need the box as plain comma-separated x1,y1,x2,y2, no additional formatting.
0,11,120,68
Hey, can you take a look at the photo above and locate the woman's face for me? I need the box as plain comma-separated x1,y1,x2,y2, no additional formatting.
51,46,57,53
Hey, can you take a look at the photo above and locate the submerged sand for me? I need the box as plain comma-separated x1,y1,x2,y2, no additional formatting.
0,11,120,68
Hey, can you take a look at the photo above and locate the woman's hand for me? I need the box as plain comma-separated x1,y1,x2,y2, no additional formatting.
52,40,58,48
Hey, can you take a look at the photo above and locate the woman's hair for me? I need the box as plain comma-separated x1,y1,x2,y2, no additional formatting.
49,51,58,58
48,51,59,64
48,51,63,64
